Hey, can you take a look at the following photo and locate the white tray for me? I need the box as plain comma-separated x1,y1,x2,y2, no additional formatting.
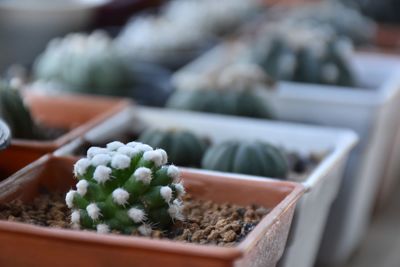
173,43,400,266
56,106,357,267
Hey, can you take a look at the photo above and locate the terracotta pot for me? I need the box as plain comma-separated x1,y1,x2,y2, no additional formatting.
374,24,400,52
0,156,304,267
0,146,44,182
1,92,129,167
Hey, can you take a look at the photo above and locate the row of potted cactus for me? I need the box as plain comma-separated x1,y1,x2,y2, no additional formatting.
0,1,399,267
0,91,357,267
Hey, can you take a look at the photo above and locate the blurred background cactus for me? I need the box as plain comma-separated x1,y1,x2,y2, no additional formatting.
138,129,208,167
202,140,289,179
251,22,356,87
66,141,185,234
285,1,376,45
167,63,274,118
0,79,44,139
33,31,133,96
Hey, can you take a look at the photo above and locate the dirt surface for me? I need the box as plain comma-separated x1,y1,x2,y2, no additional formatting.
0,193,269,247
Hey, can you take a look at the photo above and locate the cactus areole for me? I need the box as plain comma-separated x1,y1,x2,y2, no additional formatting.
66,141,185,235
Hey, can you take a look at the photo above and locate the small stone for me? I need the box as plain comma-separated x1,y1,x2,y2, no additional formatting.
203,226,214,236
222,230,237,243
191,230,204,242
215,219,229,228
207,230,220,241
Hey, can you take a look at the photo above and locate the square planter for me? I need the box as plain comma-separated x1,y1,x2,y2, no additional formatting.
0,155,304,267
0,147,45,182
56,107,357,267
173,41,400,266
4,91,129,164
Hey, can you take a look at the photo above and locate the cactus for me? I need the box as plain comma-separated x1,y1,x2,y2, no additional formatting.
34,31,133,95
167,64,273,118
252,22,356,87
202,140,289,179
66,141,186,235
287,2,376,45
0,80,42,139
138,128,208,167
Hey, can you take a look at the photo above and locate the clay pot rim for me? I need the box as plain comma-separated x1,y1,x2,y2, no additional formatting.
0,155,304,261
10,92,131,150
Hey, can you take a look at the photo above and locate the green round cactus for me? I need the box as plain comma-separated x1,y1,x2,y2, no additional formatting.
0,80,42,139
138,128,208,167
202,140,289,179
34,31,133,95
166,89,272,118
66,141,186,235
287,2,376,45
253,22,355,87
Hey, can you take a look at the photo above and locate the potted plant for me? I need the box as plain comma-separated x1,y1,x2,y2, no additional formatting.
172,24,400,265
0,144,304,267
30,30,173,107
55,106,357,267
0,80,129,173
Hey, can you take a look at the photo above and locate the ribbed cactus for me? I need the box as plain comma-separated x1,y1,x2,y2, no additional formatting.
34,31,133,95
167,64,273,119
252,22,355,86
66,141,186,235
0,80,42,139
287,2,376,45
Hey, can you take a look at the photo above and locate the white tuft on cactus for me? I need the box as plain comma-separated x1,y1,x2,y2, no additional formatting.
96,224,110,234
93,165,112,184
87,147,109,159
134,144,153,153
112,188,130,205
111,154,131,170
65,190,76,208
117,146,138,158
156,149,168,165
134,167,153,184
74,158,91,176
168,199,184,221
91,154,112,167
160,186,172,203
107,141,125,151
167,165,180,181
128,208,146,223
71,210,81,224
143,150,163,167
126,141,141,148
76,180,89,196
86,203,101,220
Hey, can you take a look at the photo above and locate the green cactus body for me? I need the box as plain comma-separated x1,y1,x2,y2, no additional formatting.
138,128,208,167
66,141,185,235
0,81,41,139
166,89,272,118
254,23,356,87
287,2,376,45
34,31,133,95
202,140,289,179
